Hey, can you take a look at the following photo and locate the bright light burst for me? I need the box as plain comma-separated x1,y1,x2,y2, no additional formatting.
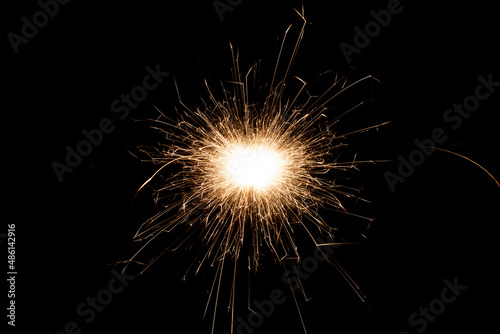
225,146,283,188
125,7,386,333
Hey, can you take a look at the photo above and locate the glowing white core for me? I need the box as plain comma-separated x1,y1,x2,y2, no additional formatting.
226,147,282,188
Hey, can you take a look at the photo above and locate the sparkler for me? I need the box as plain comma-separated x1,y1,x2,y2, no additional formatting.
124,7,387,333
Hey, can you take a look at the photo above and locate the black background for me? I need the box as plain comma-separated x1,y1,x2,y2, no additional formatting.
5,0,500,333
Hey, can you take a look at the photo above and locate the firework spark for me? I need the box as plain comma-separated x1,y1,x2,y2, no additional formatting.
124,7,386,333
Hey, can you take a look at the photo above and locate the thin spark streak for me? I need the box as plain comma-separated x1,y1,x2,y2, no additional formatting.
418,146,500,188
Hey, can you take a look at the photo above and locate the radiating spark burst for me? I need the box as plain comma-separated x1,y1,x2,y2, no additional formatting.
124,7,387,333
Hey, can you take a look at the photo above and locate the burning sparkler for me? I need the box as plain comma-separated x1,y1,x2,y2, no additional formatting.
124,7,387,333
